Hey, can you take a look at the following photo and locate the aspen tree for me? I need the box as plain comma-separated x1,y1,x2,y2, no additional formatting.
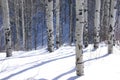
84,0,88,48
75,0,84,76
94,0,101,49
55,0,60,49
21,0,26,50
108,0,117,54
14,0,20,50
45,0,54,52
2,0,12,57
102,0,110,41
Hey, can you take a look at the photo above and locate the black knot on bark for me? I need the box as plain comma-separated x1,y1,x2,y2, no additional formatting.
48,0,52,2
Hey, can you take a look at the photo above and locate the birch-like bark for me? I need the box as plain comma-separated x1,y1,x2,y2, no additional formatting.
94,0,101,49
100,0,105,41
75,0,84,76
14,0,20,50
102,0,110,41
45,0,54,52
55,0,60,49
84,0,88,48
108,0,117,54
21,0,25,50
2,0,12,57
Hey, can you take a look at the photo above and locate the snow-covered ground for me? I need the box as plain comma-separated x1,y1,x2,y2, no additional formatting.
0,43,120,80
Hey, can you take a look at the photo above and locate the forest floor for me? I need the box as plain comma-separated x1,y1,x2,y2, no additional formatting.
0,43,120,80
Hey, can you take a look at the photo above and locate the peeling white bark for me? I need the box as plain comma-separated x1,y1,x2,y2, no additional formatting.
2,0,12,57
108,0,117,54
15,0,20,50
75,0,84,76
45,0,54,52
94,0,101,49
56,0,60,49
84,0,88,48
21,0,25,50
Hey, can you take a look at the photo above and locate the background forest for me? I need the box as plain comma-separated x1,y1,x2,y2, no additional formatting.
0,0,119,52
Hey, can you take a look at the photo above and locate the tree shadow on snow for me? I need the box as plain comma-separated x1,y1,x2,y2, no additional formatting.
0,54,75,80
52,68,76,80
52,67,82,80
0,51,110,80
52,53,110,80
67,75,80,80
83,53,110,63
0,50,48,61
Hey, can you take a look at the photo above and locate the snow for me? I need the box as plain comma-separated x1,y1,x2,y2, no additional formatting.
0,43,120,80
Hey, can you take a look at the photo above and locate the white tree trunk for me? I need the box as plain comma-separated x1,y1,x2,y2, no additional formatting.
21,0,25,50
108,0,117,54
102,0,110,41
84,0,88,48
14,0,20,50
2,0,12,57
94,0,101,49
45,0,54,52
55,0,60,49
75,0,84,76
100,0,105,41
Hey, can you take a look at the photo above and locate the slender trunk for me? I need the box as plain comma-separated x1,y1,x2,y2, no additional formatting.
27,0,32,50
103,0,110,41
94,0,101,49
14,0,20,50
0,29,2,51
45,0,54,52
83,0,88,48
108,0,117,54
75,0,84,76
2,0,12,57
59,0,63,46
69,0,74,45
34,13,38,50
42,0,46,47
55,0,60,49
25,0,30,50
34,23,37,50
100,0,105,41
25,0,32,50
21,0,25,50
